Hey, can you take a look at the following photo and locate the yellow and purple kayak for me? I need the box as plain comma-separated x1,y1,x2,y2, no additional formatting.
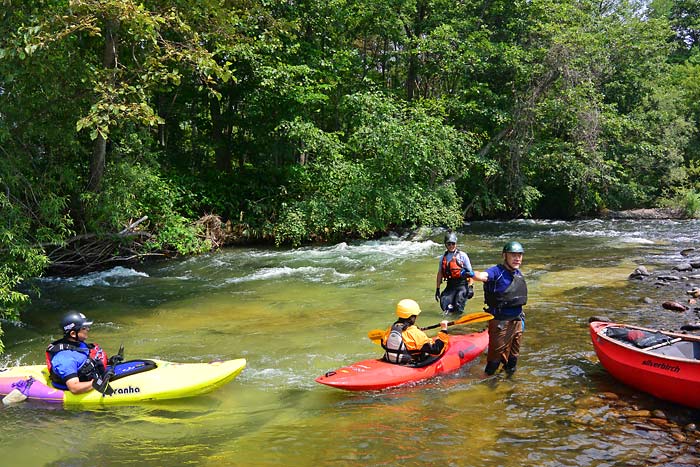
0,358,246,406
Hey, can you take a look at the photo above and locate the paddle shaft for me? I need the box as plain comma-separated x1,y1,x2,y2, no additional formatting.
367,311,493,342
422,311,493,330
99,345,123,397
422,319,459,331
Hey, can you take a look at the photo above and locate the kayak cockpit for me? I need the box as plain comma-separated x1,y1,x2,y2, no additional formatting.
650,340,700,360
602,325,700,360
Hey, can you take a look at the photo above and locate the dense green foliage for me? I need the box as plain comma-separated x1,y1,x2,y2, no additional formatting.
1,0,700,348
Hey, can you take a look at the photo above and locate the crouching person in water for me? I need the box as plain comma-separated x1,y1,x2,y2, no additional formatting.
46,312,114,395
381,299,449,365
472,241,528,376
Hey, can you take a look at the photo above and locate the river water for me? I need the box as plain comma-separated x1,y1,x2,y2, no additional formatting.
1,219,699,466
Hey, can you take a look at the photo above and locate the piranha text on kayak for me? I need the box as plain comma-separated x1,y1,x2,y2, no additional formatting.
112,386,141,395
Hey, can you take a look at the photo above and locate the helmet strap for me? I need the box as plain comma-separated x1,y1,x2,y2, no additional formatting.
66,329,79,341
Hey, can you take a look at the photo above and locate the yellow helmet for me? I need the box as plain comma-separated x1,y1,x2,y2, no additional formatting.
396,299,421,319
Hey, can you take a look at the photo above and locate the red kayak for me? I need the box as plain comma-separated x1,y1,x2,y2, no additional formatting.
315,330,488,391
589,321,700,408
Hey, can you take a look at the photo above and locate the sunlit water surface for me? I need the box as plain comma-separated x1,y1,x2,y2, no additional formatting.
1,219,699,466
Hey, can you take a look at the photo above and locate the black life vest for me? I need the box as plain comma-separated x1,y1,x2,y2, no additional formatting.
484,267,528,310
45,338,108,385
382,322,413,364
441,249,465,281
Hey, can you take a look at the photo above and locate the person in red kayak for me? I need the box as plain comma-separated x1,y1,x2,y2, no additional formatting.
45,312,118,395
472,241,528,376
381,299,449,364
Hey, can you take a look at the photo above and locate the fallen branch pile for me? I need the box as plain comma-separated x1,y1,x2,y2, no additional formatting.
44,216,166,276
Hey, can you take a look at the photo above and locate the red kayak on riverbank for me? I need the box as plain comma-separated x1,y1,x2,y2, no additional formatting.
315,329,488,391
589,321,700,408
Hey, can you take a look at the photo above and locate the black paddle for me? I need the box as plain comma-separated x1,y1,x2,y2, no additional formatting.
94,344,124,397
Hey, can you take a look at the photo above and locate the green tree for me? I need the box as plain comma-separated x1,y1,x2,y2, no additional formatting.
272,93,488,245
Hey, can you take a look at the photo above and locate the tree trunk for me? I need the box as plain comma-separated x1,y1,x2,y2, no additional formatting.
209,96,233,174
88,18,119,192
403,1,427,101
87,134,107,192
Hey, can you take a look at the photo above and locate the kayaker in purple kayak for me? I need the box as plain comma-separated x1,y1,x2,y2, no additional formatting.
381,299,449,364
472,241,528,376
45,312,119,395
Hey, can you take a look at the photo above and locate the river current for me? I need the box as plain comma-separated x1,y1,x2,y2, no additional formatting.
1,219,699,466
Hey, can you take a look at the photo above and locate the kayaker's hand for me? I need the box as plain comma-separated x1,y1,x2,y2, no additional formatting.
92,377,105,393
92,369,115,394
440,320,448,331
434,287,440,302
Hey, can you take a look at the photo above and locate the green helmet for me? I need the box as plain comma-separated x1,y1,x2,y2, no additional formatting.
444,232,458,244
503,241,524,253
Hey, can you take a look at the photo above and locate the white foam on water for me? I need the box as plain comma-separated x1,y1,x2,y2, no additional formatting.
338,238,439,257
0,354,27,368
248,238,438,261
224,266,352,284
210,239,439,278
52,266,151,287
38,266,150,287
617,237,656,245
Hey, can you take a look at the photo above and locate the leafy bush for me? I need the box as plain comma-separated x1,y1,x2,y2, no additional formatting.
82,161,210,255
665,188,700,218
682,190,700,218
271,94,481,245
0,194,51,353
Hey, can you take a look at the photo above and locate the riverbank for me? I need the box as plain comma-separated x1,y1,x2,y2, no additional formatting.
600,207,688,220
43,209,696,277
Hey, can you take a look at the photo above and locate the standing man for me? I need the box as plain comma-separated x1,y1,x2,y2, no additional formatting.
435,232,475,315
472,241,528,376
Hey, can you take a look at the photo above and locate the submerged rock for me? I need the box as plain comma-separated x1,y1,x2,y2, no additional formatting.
681,248,696,256
621,409,652,418
673,263,694,272
629,265,651,280
663,301,690,311
599,392,620,401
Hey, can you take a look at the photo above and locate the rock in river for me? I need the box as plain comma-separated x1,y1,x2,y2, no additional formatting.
662,301,689,311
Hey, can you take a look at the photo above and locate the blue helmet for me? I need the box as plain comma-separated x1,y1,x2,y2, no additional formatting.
60,312,93,335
